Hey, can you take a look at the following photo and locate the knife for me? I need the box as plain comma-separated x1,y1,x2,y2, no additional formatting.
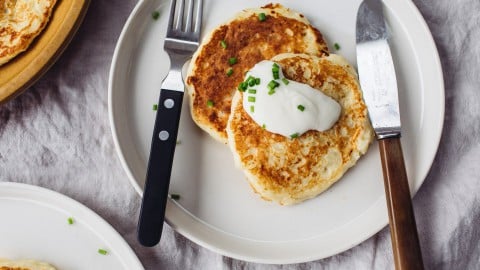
356,0,424,269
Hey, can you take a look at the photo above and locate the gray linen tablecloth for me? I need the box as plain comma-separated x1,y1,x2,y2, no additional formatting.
1,0,479,269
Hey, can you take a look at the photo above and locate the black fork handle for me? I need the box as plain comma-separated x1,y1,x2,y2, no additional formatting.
137,89,183,247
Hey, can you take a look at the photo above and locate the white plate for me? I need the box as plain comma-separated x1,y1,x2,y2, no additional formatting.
108,0,444,264
0,182,144,270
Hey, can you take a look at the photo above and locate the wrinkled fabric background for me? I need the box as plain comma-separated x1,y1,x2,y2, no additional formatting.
1,0,479,269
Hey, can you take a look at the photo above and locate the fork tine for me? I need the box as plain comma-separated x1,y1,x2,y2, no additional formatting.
174,0,185,31
184,0,194,32
194,0,203,34
167,0,176,31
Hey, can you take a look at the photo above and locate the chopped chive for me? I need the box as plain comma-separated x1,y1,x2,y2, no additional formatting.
248,96,256,102
152,11,160,20
334,43,341,50
273,71,280,80
268,90,276,95
238,81,248,91
248,89,257,94
267,80,280,90
228,57,237,65
290,133,299,139
170,194,181,200
246,76,256,86
258,12,266,21
250,106,255,113
255,78,261,85
220,40,227,49
207,100,214,107
226,68,233,77
272,63,280,79
98,249,108,255
67,217,74,225
297,105,305,111
152,104,158,111
262,124,266,129
281,78,289,85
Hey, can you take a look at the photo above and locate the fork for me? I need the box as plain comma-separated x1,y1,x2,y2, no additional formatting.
137,0,203,247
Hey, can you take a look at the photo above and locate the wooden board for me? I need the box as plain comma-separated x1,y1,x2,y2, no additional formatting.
0,0,91,104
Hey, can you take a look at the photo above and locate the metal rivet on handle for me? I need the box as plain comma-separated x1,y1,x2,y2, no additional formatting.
159,130,169,141
164,99,174,109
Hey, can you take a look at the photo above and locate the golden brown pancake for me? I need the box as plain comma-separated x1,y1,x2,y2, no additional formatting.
186,3,329,143
226,53,374,205
0,258,56,270
0,0,57,66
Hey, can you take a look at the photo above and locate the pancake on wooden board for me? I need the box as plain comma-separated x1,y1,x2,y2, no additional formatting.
0,0,57,66
226,53,374,205
0,258,56,270
185,3,329,143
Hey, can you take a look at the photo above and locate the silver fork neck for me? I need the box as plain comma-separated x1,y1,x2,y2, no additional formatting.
162,54,189,92
162,69,184,92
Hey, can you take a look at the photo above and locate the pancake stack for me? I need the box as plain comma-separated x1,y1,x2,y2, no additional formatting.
186,4,373,205
0,258,57,270
0,0,57,66
186,3,329,143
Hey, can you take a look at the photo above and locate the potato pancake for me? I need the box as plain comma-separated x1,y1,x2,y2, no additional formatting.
226,53,374,205
0,0,57,66
186,4,329,143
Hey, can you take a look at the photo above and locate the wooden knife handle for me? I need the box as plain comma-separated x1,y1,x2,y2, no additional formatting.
379,137,424,270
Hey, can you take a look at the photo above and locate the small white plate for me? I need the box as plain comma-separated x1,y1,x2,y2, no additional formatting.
108,0,444,264
0,182,144,270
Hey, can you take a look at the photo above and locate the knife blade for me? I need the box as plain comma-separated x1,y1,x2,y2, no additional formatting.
356,0,424,269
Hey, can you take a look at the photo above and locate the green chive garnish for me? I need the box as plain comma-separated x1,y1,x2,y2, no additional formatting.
273,71,279,79
250,106,255,113
170,194,181,200
272,63,280,79
262,124,266,129
248,96,256,102
152,11,160,20
67,217,74,225
226,68,233,77
281,78,289,85
255,78,261,85
98,249,108,255
246,76,256,86
297,105,305,111
267,80,280,90
258,12,266,21
248,89,257,94
207,100,214,107
228,57,237,65
290,133,299,139
238,81,248,91
268,90,276,95
220,40,227,49
152,104,158,111
334,43,340,50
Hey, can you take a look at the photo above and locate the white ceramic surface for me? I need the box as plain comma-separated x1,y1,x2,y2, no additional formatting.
108,0,444,263
0,182,144,270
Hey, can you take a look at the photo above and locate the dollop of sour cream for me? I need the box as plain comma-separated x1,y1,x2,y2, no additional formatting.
242,60,341,138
